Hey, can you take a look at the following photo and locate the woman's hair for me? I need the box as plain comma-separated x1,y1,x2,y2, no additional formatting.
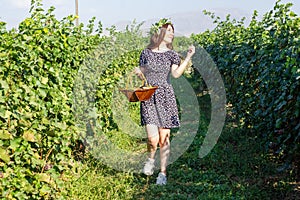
147,23,174,50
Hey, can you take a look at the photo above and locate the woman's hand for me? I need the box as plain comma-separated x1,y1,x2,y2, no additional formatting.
171,45,196,78
186,45,195,59
134,67,144,80
134,67,142,76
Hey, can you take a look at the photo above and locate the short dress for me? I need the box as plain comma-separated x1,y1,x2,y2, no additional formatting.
139,48,181,128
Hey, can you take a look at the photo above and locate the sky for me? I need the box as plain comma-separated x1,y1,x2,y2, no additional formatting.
0,0,299,30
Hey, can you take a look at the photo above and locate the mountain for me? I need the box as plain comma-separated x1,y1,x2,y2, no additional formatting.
112,8,253,36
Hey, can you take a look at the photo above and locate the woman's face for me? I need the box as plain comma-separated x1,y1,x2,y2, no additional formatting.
162,25,174,44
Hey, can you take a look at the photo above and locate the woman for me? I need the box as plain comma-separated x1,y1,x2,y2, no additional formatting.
135,18,195,185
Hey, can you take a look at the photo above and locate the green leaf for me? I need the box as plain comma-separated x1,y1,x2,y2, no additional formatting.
38,88,47,98
0,130,12,140
39,185,52,196
23,130,36,142
0,148,10,163
41,77,48,85
10,138,22,151
36,173,51,183
1,110,12,119
289,11,296,17
0,80,9,89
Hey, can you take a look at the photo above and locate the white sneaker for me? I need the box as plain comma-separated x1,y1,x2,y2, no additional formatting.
156,172,167,185
143,158,155,175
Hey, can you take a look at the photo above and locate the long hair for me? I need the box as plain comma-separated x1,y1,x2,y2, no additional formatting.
147,23,174,50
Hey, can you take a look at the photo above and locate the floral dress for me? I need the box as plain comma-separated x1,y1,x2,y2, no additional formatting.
139,48,181,128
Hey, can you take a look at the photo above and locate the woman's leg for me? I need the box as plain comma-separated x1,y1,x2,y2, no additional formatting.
143,124,159,175
146,124,159,159
158,128,171,175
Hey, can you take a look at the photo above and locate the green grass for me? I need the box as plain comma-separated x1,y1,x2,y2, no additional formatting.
65,95,298,200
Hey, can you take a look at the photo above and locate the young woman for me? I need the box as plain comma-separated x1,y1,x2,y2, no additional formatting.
135,19,195,185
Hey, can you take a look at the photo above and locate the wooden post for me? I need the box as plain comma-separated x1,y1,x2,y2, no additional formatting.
75,0,79,26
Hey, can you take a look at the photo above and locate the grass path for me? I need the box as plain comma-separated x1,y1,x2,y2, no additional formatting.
66,95,298,199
